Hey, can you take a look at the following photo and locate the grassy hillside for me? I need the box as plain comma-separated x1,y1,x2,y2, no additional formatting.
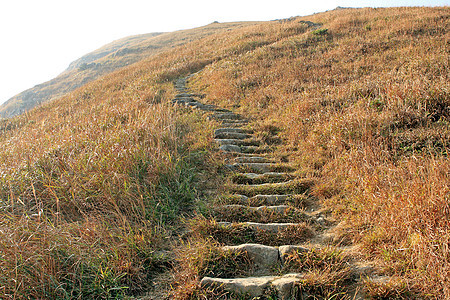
188,6,450,298
0,6,448,299
0,21,258,118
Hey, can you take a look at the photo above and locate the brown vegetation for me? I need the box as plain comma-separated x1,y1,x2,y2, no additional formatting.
0,5,448,299
189,6,450,298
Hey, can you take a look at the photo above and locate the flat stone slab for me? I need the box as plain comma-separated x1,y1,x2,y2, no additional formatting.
207,112,243,121
237,172,292,181
200,273,304,299
175,93,196,98
219,144,242,153
246,222,300,232
215,132,250,140
172,98,196,104
219,119,248,123
221,204,292,214
235,156,272,163
223,244,280,269
226,163,281,173
255,205,292,213
215,128,250,135
200,276,273,297
271,274,305,300
216,139,257,146
218,221,301,233
236,180,294,189
221,122,247,127
251,195,295,204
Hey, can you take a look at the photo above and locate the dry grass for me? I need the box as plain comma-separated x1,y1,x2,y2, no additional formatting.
0,44,217,297
187,6,449,298
171,238,253,299
0,5,448,298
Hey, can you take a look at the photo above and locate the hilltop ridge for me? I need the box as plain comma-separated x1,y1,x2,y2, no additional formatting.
0,21,259,118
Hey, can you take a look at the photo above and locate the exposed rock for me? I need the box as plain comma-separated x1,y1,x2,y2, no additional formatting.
245,222,300,232
271,274,304,300
235,156,272,163
234,172,292,183
219,144,242,153
215,139,253,146
175,93,196,98
215,131,250,140
215,128,250,135
251,194,295,204
207,112,243,121
221,122,248,127
226,163,276,173
200,276,273,297
241,145,272,153
223,244,280,269
218,221,301,233
200,274,305,299
255,205,292,213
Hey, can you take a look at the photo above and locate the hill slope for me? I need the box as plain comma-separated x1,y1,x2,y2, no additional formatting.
0,6,449,299
0,21,258,118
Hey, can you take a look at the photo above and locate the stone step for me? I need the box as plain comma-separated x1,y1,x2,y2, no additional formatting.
218,221,303,233
226,163,294,173
200,273,304,299
184,101,205,109
223,243,280,271
241,145,273,154
215,131,251,140
215,128,252,135
207,112,243,121
251,194,297,205
223,243,309,266
213,204,312,223
221,204,292,213
196,217,314,246
220,194,307,208
232,172,293,184
175,93,196,98
219,118,248,123
219,144,242,153
221,122,248,128
230,179,314,197
172,98,196,105
234,156,274,163
215,139,259,147
184,102,229,113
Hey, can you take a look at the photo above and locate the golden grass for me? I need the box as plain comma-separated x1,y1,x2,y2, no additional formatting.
0,5,448,298
0,44,217,297
187,6,449,298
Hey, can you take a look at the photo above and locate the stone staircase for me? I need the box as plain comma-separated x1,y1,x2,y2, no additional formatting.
172,76,369,299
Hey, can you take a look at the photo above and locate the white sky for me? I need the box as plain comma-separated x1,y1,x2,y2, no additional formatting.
0,0,448,105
